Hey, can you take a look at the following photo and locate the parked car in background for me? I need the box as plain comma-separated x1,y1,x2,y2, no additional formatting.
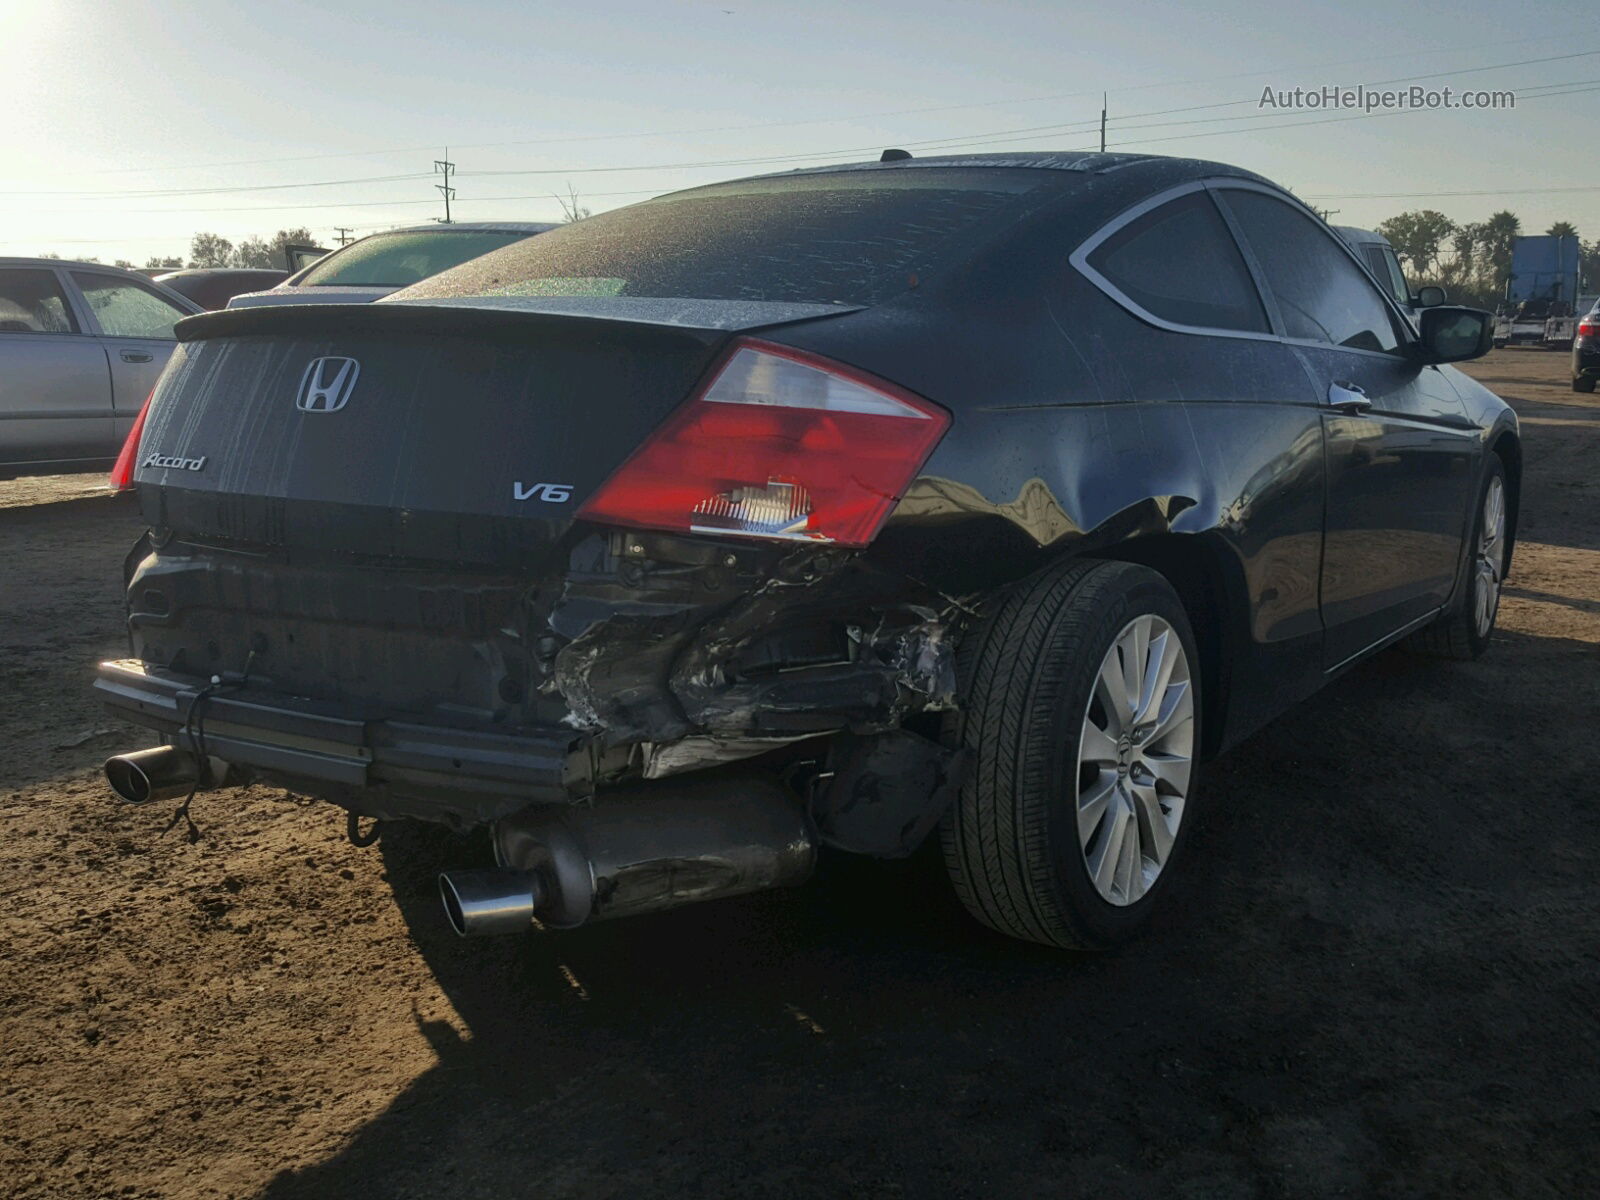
283,243,329,272
225,222,557,308
100,152,1512,952
0,258,201,477
1572,299,1600,392
1333,226,1446,321
153,268,288,311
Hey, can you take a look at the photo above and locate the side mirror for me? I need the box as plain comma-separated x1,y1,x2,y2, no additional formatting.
1414,285,1447,308
1416,306,1494,364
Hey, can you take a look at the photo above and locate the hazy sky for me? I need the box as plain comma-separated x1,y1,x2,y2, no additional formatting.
2,0,1594,264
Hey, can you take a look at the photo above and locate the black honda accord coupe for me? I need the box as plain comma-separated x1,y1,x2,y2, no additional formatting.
99,151,1515,950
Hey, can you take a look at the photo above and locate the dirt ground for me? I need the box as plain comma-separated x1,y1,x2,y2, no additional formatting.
2,348,1596,1199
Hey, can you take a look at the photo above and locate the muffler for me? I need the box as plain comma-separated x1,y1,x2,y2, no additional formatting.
104,746,227,806
438,775,815,936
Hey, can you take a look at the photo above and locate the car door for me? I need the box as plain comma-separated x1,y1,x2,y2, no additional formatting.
0,266,114,468
68,270,191,445
1216,186,1479,668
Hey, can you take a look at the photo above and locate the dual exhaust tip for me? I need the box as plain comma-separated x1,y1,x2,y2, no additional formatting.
104,748,815,940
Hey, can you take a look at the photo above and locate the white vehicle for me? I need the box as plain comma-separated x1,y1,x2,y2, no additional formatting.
1332,226,1445,322
226,222,557,309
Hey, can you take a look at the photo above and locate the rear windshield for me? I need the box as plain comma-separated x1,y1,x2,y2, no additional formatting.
295,230,535,288
399,169,1063,307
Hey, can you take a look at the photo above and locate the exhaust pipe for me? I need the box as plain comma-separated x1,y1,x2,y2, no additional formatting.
439,775,815,936
104,746,227,806
439,869,546,937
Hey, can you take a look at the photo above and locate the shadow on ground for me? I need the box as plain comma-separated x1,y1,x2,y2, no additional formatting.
258,634,1599,1200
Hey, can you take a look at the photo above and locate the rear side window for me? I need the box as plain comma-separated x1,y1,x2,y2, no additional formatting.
1221,191,1401,353
1082,190,1268,333
71,273,187,339
400,169,1063,307
0,268,77,334
295,230,532,287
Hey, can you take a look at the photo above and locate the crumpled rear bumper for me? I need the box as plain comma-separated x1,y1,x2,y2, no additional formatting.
95,658,582,825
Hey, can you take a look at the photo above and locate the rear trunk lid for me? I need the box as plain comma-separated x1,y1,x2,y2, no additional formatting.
137,297,859,568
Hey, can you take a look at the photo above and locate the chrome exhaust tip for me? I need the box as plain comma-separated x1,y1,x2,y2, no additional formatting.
104,746,214,806
440,776,816,937
438,869,547,937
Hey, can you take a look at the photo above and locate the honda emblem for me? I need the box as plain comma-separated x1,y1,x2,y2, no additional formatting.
296,357,360,413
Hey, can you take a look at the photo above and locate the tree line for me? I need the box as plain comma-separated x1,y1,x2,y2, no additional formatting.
1375,211,1597,310
42,227,320,273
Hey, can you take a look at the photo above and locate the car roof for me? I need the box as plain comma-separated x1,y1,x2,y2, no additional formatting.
356,222,559,236
669,150,1272,192
0,256,205,311
1332,225,1391,247
154,268,287,281
0,255,164,272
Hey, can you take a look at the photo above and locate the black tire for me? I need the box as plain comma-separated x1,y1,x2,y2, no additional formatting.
1573,376,1596,394
1408,457,1508,660
941,559,1201,950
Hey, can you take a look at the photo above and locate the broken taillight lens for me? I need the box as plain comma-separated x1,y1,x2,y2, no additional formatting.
109,391,153,492
578,339,949,547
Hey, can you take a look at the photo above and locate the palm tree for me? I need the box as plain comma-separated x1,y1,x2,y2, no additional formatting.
1547,221,1579,239
1480,211,1522,294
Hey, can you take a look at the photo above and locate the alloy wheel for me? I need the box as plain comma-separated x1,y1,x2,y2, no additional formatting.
1474,475,1506,639
1075,614,1195,906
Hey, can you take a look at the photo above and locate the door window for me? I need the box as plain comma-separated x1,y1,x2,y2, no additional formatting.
1220,190,1402,353
1082,190,1269,333
70,273,188,338
0,269,78,334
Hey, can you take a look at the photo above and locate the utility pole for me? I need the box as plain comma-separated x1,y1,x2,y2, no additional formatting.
333,227,355,246
1100,93,1107,153
434,149,455,224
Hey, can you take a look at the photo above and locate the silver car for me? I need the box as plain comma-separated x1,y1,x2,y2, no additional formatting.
226,221,557,309
0,258,201,477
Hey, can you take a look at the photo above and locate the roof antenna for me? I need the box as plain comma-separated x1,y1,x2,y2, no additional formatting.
880,148,912,162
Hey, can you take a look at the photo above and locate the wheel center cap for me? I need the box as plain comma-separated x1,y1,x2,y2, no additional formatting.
1116,732,1134,774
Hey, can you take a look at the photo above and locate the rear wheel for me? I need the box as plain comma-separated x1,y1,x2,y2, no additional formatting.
941,560,1201,949
1408,459,1508,660
1573,376,1595,394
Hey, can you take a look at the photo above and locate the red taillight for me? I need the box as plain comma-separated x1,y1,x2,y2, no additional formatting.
577,339,950,548
109,391,153,492
1579,320,1600,339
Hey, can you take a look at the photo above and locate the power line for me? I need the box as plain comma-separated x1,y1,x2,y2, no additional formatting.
0,187,670,218
11,46,1598,206
8,56,1598,240
8,172,433,200
1306,184,1600,200
50,32,1585,178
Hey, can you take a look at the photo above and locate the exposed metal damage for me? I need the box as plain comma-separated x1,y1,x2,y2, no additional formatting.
101,523,970,849
547,530,963,779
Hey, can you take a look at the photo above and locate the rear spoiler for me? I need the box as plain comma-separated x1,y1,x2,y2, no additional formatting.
175,296,864,345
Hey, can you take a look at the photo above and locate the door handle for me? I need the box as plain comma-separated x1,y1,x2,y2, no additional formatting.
119,350,154,363
1327,380,1372,415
